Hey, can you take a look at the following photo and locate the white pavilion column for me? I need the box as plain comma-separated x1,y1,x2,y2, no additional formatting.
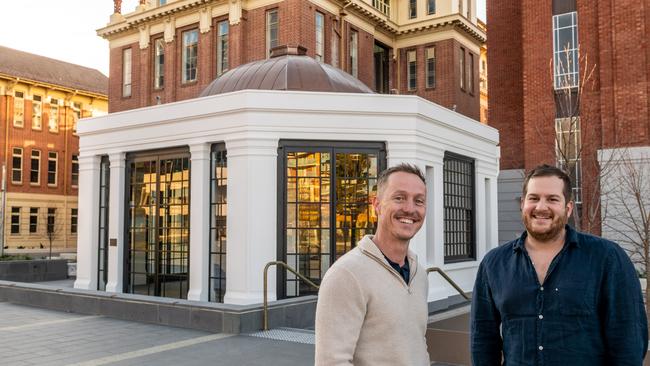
73,155,102,290
223,136,278,305
187,143,211,301
106,152,126,293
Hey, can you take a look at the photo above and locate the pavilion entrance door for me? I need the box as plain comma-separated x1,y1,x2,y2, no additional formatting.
125,149,190,299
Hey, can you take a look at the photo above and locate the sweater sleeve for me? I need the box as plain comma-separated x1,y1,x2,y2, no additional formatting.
315,265,367,366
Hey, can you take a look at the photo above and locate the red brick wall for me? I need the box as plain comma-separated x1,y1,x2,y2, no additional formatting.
1,95,79,197
107,2,482,121
487,0,525,169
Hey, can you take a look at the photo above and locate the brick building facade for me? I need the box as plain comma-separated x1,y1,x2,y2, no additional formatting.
0,46,108,251
488,0,650,242
100,0,485,120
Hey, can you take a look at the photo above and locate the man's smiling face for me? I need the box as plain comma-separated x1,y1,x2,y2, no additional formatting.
373,171,426,244
521,175,573,243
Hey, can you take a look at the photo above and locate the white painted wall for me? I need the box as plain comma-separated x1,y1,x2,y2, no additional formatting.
76,90,499,304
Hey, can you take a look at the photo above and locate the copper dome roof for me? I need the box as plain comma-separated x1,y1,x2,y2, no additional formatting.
200,45,374,97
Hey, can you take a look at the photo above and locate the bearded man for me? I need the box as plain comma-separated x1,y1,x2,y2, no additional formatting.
470,164,648,365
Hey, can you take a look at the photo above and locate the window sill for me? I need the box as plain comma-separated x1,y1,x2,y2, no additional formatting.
30,183,41,187
181,80,199,87
47,184,57,188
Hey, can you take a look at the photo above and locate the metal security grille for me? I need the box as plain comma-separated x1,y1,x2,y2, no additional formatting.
443,152,475,263
97,156,110,291
208,144,227,302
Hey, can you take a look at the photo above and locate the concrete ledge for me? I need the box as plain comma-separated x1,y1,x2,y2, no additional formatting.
0,259,68,282
0,280,316,334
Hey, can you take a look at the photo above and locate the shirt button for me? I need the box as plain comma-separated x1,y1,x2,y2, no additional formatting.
538,346,544,351
540,286,544,291
538,314,544,320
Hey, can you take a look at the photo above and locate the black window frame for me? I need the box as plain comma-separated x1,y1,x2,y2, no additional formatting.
277,140,386,299
208,143,227,302
443,151,476,263
98,156,110,291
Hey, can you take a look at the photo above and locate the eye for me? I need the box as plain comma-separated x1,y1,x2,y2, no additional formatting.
415,198,425,206
393,195,404,202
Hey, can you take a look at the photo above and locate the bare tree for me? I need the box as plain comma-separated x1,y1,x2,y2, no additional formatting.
600,149,650,316
42,207,62,259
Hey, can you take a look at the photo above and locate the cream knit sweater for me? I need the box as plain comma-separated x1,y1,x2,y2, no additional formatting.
314,235,430,366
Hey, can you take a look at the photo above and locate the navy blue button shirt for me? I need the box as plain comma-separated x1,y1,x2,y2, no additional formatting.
384,255,410,284
471,225,648,366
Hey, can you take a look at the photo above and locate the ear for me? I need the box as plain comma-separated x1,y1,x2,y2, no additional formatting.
372,195,381,216
566,200,574,218
519,195,524,212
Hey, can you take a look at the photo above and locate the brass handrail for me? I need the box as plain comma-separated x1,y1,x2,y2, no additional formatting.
426,267,471,301
263,260,320,331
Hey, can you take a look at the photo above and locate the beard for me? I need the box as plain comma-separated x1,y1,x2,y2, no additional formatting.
523,209,568,242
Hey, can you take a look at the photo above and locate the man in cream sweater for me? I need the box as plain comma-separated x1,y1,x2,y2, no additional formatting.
315,163,430,366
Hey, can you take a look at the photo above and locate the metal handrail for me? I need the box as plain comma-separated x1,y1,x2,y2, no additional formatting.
426,267,471,301
263,260,320,331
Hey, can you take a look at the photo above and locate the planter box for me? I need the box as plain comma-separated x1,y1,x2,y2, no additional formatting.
0,259,68,282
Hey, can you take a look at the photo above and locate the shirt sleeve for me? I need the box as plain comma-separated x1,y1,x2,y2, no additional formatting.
602,245,649,365
314,265,366,366
470,260,503,366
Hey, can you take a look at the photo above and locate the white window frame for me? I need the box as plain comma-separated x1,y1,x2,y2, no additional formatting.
407,50,417,91
427,0,435,15
315,12,324,62
32,95,42,130
217,21,229,76
13,91,24,127
154,38,165,89
409,0,417,19
10,207,20,235
349,30,358,78
555,117,582,204
460,47,466,90
553,11,579,89
426,47,436,88
30,149,41,185
71,154,79,188
182,29,199,83
266,9,279,57
468,53,475,93
12,147,23,184
71,208,78,234
49,99,59,133
122,48,132,97
48,151,58,187
29,207,38,234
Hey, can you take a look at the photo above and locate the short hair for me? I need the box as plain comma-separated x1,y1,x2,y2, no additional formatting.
522,164,573,203
377,163,425,195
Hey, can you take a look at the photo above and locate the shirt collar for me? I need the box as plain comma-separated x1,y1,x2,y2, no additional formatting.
513,224,580,252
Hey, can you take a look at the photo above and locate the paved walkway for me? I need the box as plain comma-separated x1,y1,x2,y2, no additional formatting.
0,302,314,366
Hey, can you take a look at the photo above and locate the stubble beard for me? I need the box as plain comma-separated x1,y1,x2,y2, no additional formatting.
523,210,567,243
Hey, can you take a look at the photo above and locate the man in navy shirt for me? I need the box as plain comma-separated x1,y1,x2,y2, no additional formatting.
471,164,648,365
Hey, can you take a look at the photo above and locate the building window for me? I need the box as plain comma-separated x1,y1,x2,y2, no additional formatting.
426,47,436,88
407,50,417,91
32,95,42,130
49,99,59,132
122,48,132,97
460,47,466,90
72,102,81,134
48,152,58,186
29,207,38,234
10,207,20,235
427,0,435,14
349,30,358,78
182,29,199,83
331,28,339,68
71,208,78,234
372,0,390,16
13,91,24,127
71,154,79,187
154,38,165,89
216,21,229,76
468,53,474,93
553,11,579,89
409,0,417,18
47,208,56,235
555,117,582,204
31,150,41,185
266,9,279,57
98,156,110,291
12,147,22,184
279,141,386,298
209,144,227,302
443,152,475,262
315,12,324,62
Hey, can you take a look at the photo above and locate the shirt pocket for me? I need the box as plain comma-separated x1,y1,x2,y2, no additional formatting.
557,280,594,316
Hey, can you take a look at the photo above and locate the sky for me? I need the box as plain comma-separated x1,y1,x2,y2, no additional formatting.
0,0,487,78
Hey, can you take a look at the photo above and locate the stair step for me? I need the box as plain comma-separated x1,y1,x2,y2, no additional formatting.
248,327,315,345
